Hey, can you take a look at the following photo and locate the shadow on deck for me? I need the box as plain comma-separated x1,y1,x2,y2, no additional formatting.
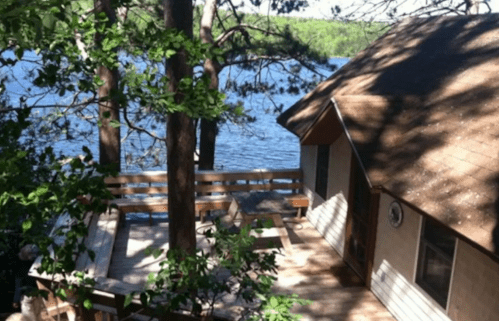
109,215,395,321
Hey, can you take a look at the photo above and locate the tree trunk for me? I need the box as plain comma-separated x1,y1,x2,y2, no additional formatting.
164,0,196,254
198,119,217,170
95,0,121,172
198,0,220,172
465,0,480,14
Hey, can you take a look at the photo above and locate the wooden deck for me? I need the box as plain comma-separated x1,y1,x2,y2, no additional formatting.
109,215,395,321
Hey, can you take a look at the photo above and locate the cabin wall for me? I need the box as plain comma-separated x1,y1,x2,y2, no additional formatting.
371,193,451,321
447,240,499,321
300,133,351,257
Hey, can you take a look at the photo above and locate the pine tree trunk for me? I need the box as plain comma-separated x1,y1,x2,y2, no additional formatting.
465,0,480,14
95,0,121,172
198,0,220,172
198,119,217,170
164,0,196,254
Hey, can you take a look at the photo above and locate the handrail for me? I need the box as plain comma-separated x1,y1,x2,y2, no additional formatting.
105,168,303,195
104,168,302,184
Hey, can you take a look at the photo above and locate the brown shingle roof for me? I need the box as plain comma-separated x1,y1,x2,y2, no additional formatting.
277,14,499,257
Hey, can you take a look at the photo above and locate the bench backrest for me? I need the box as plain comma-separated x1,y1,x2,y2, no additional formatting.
104,168,303,197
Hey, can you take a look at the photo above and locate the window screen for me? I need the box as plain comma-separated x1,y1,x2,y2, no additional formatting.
416,218,456,308
315,145,329,199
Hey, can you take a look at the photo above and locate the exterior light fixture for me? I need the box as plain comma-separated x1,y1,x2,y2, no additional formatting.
388,201,403,228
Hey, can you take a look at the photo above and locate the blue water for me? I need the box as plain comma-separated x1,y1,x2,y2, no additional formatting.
3,53,348,172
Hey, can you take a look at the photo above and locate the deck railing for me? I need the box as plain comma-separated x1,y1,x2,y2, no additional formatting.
31,168,309,321
104,168,303,196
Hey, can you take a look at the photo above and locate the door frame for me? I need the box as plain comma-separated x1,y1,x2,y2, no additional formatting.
344,156,380,287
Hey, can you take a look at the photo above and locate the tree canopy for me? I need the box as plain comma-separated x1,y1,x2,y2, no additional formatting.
1,0,388,171
0,0,227,311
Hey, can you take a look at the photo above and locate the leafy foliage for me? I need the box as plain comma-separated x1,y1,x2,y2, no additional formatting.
191,5,387,116
126,218,311,320
0,106,114,306
0,1,387,169
203,9,387,59
0,0,229,170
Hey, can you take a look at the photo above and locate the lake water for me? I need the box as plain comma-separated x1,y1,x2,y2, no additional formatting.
4,54,348,172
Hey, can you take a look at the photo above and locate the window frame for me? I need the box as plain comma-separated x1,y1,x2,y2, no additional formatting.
415,217,457,309
315,144,329,200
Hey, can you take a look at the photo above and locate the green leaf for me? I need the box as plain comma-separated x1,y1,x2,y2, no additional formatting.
165,49,176,58
109,120,120,128
93,75,104,87
15,47,23,60
83,299,92,310
123,293,134,308
22,220,33,232
263,219,274,228
152,248,163,259
56,288,67,300
102,111,111,118
234,106,244,116
84,277,96,286
270,296,278,308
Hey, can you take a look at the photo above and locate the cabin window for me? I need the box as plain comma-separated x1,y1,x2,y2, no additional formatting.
315,145,329,199
416,218,456,308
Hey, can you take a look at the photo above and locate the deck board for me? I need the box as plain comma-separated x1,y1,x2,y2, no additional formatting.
108,216,395,321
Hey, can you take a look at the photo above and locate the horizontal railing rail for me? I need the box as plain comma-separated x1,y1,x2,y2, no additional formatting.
105,168,303,196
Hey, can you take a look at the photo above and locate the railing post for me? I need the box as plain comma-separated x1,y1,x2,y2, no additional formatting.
115,294,131,320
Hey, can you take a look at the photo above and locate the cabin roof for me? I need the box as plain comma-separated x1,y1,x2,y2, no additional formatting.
277,14,499,257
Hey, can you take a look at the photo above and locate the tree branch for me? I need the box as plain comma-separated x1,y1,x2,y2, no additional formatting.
122,103,166,142
215,24,283,47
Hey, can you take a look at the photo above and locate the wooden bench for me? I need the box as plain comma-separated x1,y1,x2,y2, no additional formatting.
104,169,309,223
29,208,122,320
29,209,121,279
28,169,309,320
74,208,120,278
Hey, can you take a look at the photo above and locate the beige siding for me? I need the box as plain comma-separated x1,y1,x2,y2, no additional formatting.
371,193,451,321
301,134,351,257
448,240,499,321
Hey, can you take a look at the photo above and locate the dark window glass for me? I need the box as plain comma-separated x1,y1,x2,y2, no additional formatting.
349,238,366,265
352,164,370,219
423,220,456,257
416,218,456,308
315,145,329,199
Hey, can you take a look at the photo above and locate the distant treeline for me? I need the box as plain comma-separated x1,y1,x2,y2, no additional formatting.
194,7,389,58
267,16,389,58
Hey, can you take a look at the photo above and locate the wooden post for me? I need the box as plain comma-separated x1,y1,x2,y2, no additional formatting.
115,294,130,320
81,308,103,321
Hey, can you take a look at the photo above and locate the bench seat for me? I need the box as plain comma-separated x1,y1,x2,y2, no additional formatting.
108,193,308,221
75,208,120,278
29,209,121,320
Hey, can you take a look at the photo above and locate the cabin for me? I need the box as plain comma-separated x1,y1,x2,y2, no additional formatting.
277,13,499,321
